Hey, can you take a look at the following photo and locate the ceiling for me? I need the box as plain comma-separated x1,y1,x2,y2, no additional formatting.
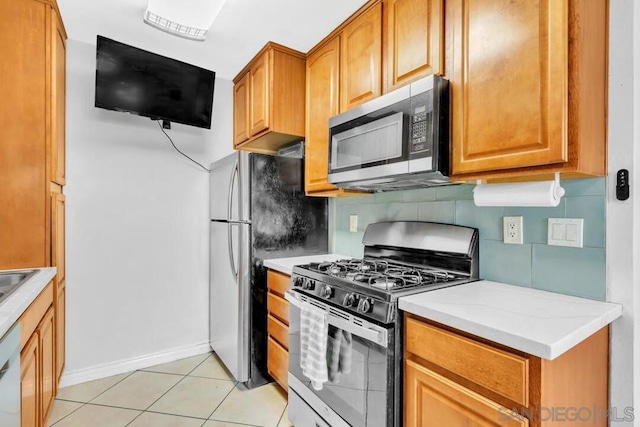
57,0,368,80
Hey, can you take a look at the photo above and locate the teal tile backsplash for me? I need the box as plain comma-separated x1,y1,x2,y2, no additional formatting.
331,178,607,301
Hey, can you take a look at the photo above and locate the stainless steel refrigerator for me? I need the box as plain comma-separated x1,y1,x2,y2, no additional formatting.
209,151,328,388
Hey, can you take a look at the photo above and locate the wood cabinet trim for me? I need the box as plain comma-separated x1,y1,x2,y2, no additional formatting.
233,41,305,83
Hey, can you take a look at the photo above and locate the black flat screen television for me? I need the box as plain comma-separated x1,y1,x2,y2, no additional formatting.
95,36,215,129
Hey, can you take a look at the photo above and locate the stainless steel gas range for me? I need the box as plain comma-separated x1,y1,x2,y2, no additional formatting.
284,221,479,427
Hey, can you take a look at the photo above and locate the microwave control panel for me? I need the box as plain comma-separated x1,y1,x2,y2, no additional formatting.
410,89,433,157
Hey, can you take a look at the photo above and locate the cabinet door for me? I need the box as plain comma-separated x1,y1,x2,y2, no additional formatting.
448,0,567,175
39,307,55,424
21,333,40,427
385,0,443,91
52,191,65,284
51,11,66,185
340,3,382,111
55,280,65,385
305,37,341,194
405,359,528,427
233,73,250,146
249,51,270,136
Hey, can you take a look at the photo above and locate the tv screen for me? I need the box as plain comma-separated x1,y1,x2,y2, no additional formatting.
95,36,215,129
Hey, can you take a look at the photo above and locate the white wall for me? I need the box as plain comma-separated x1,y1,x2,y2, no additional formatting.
607,0,638,423
62,39,233,385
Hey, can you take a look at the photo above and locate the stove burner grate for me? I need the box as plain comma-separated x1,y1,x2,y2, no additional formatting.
307,258,463,292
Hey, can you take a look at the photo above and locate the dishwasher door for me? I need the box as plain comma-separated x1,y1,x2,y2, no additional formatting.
0,324,20,427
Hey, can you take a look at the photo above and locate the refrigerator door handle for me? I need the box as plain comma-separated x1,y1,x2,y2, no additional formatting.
228,223,238,282
227,159,238,221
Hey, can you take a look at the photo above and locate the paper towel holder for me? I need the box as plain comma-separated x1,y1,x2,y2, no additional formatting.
472,172,566,207
552,172,566,199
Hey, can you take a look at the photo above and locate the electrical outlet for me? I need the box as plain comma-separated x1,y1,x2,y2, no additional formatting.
503,216,523,244
349,215,358,233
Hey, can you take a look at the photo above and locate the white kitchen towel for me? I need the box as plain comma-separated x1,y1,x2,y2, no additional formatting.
300,301,329,390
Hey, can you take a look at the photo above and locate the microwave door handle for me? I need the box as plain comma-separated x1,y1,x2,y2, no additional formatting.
285,291,388,347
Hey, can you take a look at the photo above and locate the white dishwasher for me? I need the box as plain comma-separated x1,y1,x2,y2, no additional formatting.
0,324,20,426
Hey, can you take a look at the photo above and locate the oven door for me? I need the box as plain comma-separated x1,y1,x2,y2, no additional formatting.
285,290,394,427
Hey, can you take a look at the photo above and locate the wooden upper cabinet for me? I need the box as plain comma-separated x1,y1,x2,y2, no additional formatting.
448,0,607,180
51,10,66,185
305,37,341,195
233,73,250,146
249,52,270,136
233,42,306,154
340,2,382,111
384,0,444,92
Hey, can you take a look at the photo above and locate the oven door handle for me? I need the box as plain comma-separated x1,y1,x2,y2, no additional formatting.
285,291,388,348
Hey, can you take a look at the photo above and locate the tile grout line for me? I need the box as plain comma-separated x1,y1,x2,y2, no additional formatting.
275,403,288,427
123,371,190,426
80,370,137,405
48,401,87,426
205,380,239,421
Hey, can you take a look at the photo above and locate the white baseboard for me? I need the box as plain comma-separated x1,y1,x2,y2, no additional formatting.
58,341,212,388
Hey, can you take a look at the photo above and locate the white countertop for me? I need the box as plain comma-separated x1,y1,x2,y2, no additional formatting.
0,267,57,338
399,280,622,360
264,254,350,276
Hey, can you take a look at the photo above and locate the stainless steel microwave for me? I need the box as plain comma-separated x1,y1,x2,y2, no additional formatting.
327,75,449,191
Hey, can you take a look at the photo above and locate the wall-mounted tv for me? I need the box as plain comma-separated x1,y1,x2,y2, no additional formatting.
95,36,215,129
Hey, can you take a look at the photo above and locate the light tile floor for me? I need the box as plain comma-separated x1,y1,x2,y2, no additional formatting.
48,352,294,427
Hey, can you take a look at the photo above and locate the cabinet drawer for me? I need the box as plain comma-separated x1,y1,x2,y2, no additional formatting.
267,292,289,324
267,270,291,297
268,314,289,350
268,336,289,390
405,317,529,406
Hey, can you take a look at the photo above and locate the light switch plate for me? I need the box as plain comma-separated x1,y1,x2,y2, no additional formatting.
547,218,584,247
349,215,358,233
503,216,523,244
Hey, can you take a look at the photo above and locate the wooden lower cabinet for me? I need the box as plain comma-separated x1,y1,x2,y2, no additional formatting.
267,270,291,390
405,359,527,427
404,315,609,427
21,333,40,427
20,281,56,427
39,306,55,424
268,337,289,391
56,280,66,385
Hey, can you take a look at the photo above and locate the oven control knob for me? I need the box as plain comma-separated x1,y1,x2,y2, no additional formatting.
303,279,315,291
320,285,333,299
343,293,357,307
293,277,304,288
357,298,372,313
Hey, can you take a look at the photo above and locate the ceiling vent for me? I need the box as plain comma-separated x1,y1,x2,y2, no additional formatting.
143,0,227,41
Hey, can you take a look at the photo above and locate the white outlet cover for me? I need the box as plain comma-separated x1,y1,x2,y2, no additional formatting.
503,216,524,244
349,215,358,233
548,218,584,248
